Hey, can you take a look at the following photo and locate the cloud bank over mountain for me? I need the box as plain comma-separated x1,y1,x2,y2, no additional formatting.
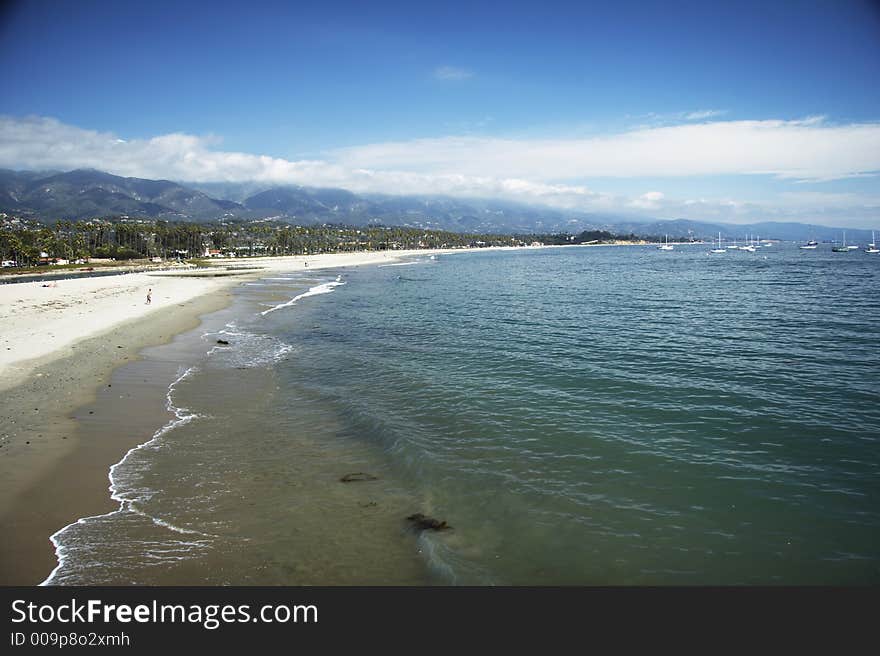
1,114,879,226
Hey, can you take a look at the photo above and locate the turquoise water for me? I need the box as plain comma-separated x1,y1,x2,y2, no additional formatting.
47,245,880,585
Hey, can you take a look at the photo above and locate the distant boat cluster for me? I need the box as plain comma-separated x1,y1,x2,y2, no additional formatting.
705,232,773,254
669,230,880,255
656,232,772,253
803,230,879,253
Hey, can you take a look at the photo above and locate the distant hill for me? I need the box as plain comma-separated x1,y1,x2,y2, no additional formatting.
0,168,873,242
613,218,875,243
0,168,243,221
0,168,603,232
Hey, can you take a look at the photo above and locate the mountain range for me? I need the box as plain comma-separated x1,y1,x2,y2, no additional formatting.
0,168,874,243
0,168,240,221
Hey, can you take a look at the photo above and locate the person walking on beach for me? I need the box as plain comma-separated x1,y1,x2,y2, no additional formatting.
146,288,152,305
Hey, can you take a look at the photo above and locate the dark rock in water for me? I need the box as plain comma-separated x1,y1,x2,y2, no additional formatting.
340,472,379,483
406,513,451,531
216,339,229,345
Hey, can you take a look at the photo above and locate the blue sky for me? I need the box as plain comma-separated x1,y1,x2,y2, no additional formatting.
1,0,879,226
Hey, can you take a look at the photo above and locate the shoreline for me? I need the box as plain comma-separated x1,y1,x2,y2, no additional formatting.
0,247,487,584
0,291,235,584
0,248,491,392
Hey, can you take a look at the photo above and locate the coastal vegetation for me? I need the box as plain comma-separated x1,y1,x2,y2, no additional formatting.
2,171,870,248
0,215,648,269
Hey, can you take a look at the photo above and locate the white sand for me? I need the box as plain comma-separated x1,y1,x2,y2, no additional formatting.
0,271,230,390
0,248,485,390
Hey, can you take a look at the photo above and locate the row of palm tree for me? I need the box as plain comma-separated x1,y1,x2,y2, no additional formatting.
1,218,534,265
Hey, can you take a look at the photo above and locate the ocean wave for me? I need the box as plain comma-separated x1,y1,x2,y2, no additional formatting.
41,367,214,586
204,325,295,368
202,321,247,340
260,276,345,316
378,261,423,268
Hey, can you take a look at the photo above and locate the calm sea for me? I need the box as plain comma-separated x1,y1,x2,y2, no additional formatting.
45,244,880,585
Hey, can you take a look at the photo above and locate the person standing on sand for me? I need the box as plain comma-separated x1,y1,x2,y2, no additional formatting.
146,288,152,305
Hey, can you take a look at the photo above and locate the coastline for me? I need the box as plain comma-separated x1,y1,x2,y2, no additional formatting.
0,290,235,584
0,247,486,584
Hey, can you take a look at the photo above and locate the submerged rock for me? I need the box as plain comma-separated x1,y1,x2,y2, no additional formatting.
216,339,230,345
340,472,379,483
406,513,451,531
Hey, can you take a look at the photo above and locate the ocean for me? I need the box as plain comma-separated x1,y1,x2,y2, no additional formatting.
44,244,880,585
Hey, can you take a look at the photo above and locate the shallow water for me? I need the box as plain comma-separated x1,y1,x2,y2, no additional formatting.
46,245,880,585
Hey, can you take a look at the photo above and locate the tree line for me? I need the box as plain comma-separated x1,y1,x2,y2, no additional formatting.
0,217,641,266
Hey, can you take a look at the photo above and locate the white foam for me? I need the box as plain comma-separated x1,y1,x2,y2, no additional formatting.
130,506,208,536
378,261,422,267
204,326,295,366
41,366,214,586
260,276,345,316
203,322,256,355
203,327,247,340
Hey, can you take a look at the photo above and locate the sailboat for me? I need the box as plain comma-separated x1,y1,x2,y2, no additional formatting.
865,231,879,254
658,234,674,251
741,234,757,252
832,231,850,252
710,232,726,254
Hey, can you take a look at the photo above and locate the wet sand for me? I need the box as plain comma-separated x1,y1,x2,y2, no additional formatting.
0,247,501,584
0,290,234,584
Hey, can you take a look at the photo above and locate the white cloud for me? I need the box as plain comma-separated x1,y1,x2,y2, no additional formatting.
0,115,612,209
628,191,665,209
684,109,727,120
8,114,879,189
0,115,335,185
433,66,473,80
334,116,880,181
1,114,880,227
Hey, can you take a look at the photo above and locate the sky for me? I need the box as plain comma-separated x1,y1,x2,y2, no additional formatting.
1,0,879,227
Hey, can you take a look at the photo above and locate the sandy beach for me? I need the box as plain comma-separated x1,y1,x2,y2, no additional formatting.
0,248,482,584
0,250,440,392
